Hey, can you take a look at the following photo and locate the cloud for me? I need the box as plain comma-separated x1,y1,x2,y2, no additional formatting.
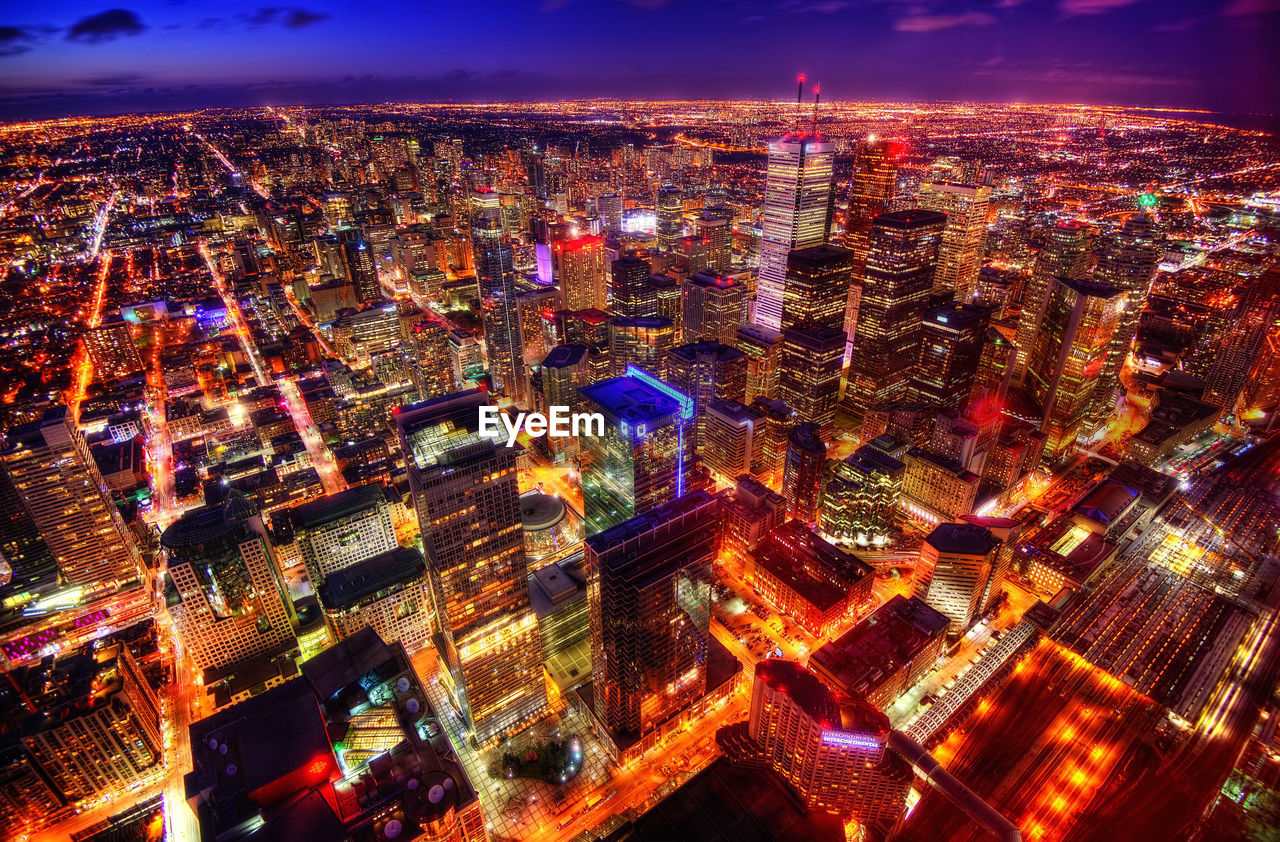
1058,0,1142,16
239,7,329,28
1222,0,1280,14
65,9,147,43
75,72,149,87
0,25,38,56
894,11,996,31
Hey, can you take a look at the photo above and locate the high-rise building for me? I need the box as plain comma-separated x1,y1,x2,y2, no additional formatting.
845,210,944,425
471,189,528,406
162,494,298,671
782,244,852,333
842,138,902,357
609,316,676,380
656,184,684,252
1026,276,1125,465
667,340,748,450
586,490,717,761
703,399,763,482
598,192,623,232
916,182,991,297
648,272,683,340
914,521,1002,634
610,253,656,319
967,321,1019,424
554,235,607,311
694,210,732,273
820,444,905,548
317,546,433,652
82,322,144,382
1014,219,1091,380
288,484,397,587
408,318,457,400
910,301,993,411
1,407,139,589
1203,267,1280,411
579,367,693,535
756,135,835,330
737,322,784,403
779,325,846,439
684,271,747,345
0,459,59,612
750,397,798,483
397,390,546,741
782,422,827,523
338,228,380,302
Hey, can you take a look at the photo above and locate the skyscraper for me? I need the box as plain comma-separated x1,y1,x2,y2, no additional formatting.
694,210,732,273
737,322,784,403
782,244,852,333
598,192,623,232
288,484,397,588
820,444,905,548
408,318,457,400
782,422,827,523
338,228,380,303
0,459,59,609
471,189,528,407
1204,268,1280,411
609,316,676,380
1014,218,1091,381
667,340,748,450
579,367,693,535
756,135,835,330
1025,276,1125,465
916,181,991,298
587,490,716,762
779,325,846,440
910,301,993,411
610,253,656,319
845,210,945,424
684,271,747,345
656,184,684,252
398,390,546,741
554,235,607,311
842,139,902,358
914,521,1002,634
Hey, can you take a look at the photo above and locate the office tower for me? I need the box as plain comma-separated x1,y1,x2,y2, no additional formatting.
397,390,546,741
1026,276,1125,465
900,448,981,527
751,396,798,482
684,271,747,345
317,546,433,652
541,344,589,462
967,322,1018,420
1014,219,1091,380
1,407,139,589
1204,271,1280,411
333,302,400,365
579,367,693,535
820,444,905,547
675,235,709,275
703,399,763,481
649,272,683,339
914,521,1002,634
0,460,59,610
288,484,397,587
916,181,991,297
667,340,748,449
737,322,784,402
779,325,846,439
598,191,623,232
695,210,732,273
842,138,902,355
338,228,380,302
610,253,655,318
782,422,827,523
845,210,944,424
586,490,717,762
517,286,558,368
656,184,684,251
162,494,298,671
471,189,528,407
408,319,457,400
554,235,607,311
82,322,143,382
782,244,852,332
910,301,993,411
720,660,909,825
609,316,675,380
756,135,836,330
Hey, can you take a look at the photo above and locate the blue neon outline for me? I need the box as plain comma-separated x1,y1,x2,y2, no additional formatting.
623,364,690,498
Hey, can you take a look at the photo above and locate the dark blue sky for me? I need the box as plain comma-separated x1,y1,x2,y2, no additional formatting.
0,0,1276,119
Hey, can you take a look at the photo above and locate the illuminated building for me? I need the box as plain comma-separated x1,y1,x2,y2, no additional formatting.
0,460,60,620
579,367,693,535
1014,516,1117,593
914,521,1002,634
809,594,950,711
317,546,433,653
667,340,747,450
782,244,851,333
338,228,380,303
82,321,143,382
750,396,797,483
782,422,826,524
916,181,991,297
409,319,457,401
397,390,546,741
519,491,581,571
900,448,981,527
703,399,763,481
718,660,910,824
819,444,904,548
470,189,528,407
609,315,676,380
1025,276,1125,466
648,272,684,339
736,322,783,403
1013,218,1091,380
1125,390,1219,467
529,554,590,692
778,325,845,439
717,474,787,567
756,135,835,330
845,210,944,425
553,235,607,311
610,252,656,319
966,321,1018,425
333,302,400,365
694,210,732,273
656,184,684,252
585,490,716,762
1204,268,1280,411
910,301,993,411
843,138,902,356
540,343,590,461
746,521,873,638
598,192,623,232
684,271,747,345
288,484,397,587
518,286,558,369
1,407,140,590
187,629,487,842
161,494,298,671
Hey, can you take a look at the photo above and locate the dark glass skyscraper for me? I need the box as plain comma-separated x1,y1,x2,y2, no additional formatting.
471,189,528,407
656,184,684,252
843,138,902,356
610,253,656,319
782,244,853,333
911,301,993,411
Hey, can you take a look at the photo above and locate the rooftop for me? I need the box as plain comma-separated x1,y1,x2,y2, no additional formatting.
579,370,691,426
809,596,949,698
316,547,426,612
924,522,1002,557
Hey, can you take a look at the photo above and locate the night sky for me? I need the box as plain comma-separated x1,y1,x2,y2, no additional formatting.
0,0,1276,120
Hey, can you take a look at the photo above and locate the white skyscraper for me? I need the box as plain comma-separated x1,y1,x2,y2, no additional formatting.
755,135,834,330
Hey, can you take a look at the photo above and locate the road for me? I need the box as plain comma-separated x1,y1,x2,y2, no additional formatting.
67,252,114,421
